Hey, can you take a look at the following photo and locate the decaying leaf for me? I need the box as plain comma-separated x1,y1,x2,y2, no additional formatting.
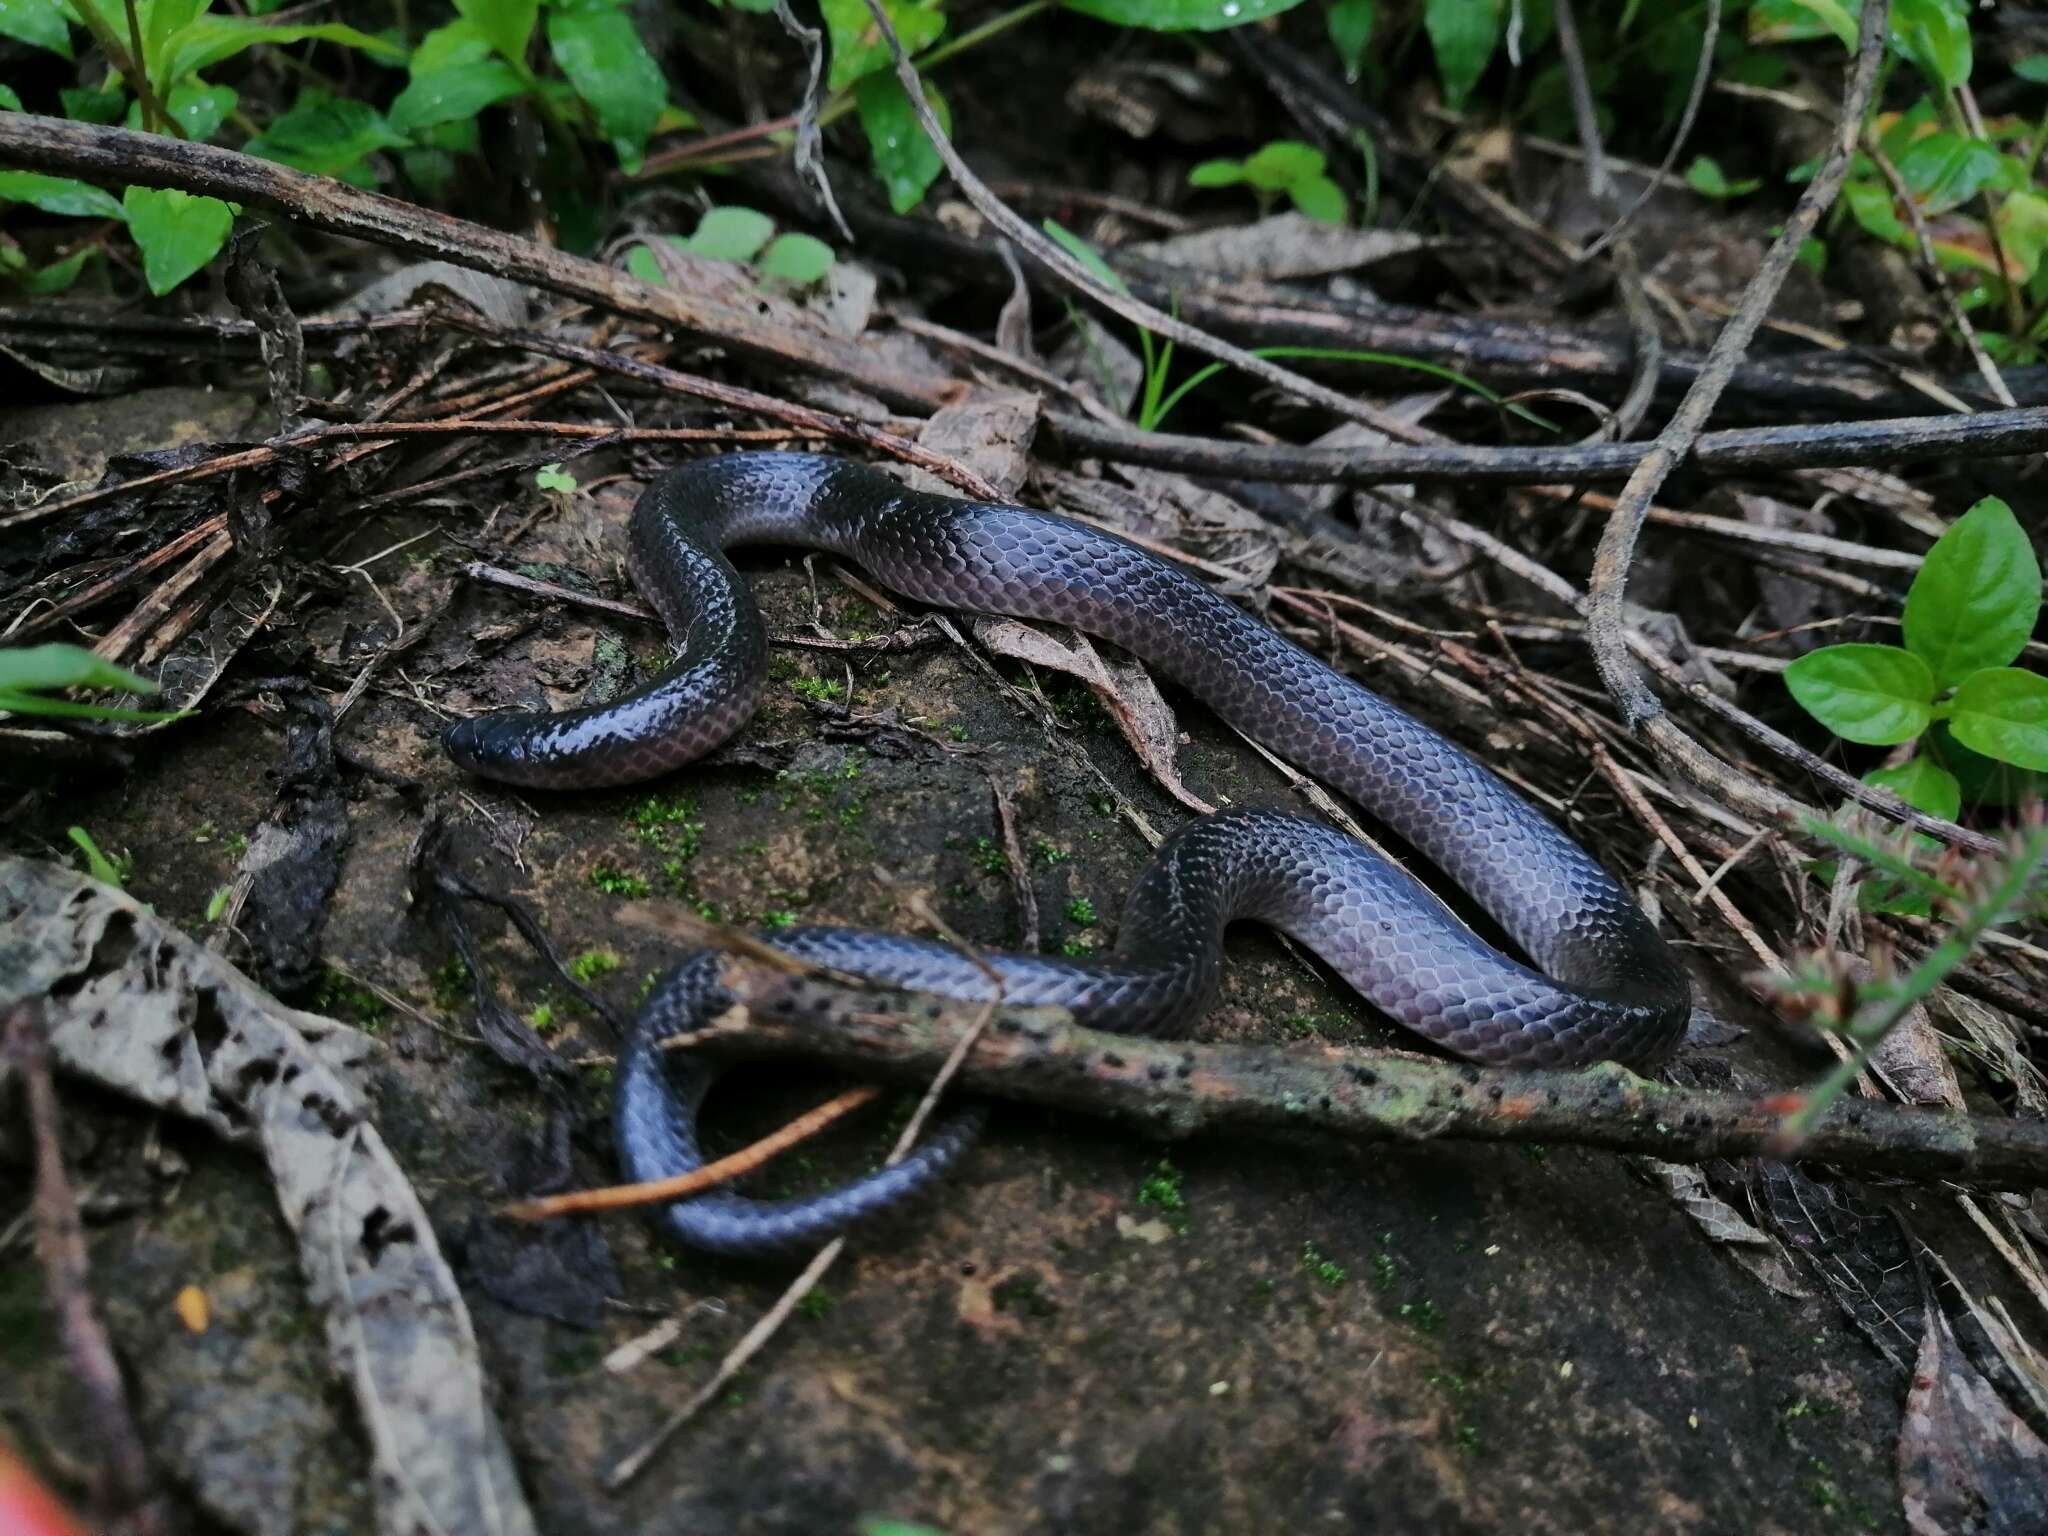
0,857,537,1536
1899,1306,2048,1536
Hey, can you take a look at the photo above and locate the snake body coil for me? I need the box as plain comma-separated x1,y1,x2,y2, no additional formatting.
444,453,1690,1255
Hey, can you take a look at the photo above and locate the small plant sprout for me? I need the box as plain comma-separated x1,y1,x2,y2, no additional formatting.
1188,140,1347,224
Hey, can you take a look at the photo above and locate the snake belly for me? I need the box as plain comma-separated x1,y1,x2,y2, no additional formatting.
443,452,1691,1255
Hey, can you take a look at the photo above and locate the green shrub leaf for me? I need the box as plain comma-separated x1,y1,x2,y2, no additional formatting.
1784,643,1935,745
1327,0,1375,81
246,93,408,181
0,643,157,695
455,0,537,63
856,71,948,214
1927,722,2044,807
1995,190,2048,285
0,171,125,218
1685,155,1762,199
546,0,666,170
686,206,775,263
757,232,835,285
1863,757,1960,821
1948,668,2048,771
121,186,235,295
1901,496,2041,686
0,0,73,57
1426,0,1502,112
1241,140,1326,190
58,86,126,122
1061,0,1310,29
823,0,944,91
1288,174,1347,223
157,80,238,143
1893,131,2002,214
1187,159,1247,188
1889,0,1971,89
158,17,405,84
389,58,527,133
1042,217,1130,295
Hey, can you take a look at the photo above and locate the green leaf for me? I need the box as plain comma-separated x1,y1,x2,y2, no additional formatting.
1901,497,2041,686
388,58,528,134
122,185,234,295
1889,0,1970,90
757,231,835,285
1187,159,1247,188
855,71,948,215
1746,0,1854,46
1042,217,1130,295
0,0,72,57
455,0,537,63
1996,191,2048,285
20,244,98,293
1060,0,1309,28
2016,54,2048,83
1863,757,1961,821
1842,178,1906,246
1784,643,1935,745
245,92,408,179
157,17,405,85
159,79,237,142
59,85,126,122
534,463,576,492
1685,155,1761,199
413,18,493,71
1928,722,2044,807
1893,131,2002,215
0,643,157,695
144,0,208,79
1240,140,1326,191
623,242,665,285
822,0,944,91
545,0,666,169
1288,174,1347,223
0,170,125,218
1948,669,2048,771
0,84,21,111
685,205,775,263
67,827,126,888
1327,0,1374,81
1426,0,1502,112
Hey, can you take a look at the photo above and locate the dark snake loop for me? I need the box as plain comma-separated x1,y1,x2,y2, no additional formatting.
443,453,1690,1255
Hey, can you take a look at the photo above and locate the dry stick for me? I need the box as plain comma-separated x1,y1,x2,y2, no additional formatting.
1578,0,1722,261
0,114,951,413
850,0,1432,445
498,1085,881,1221
1582,0,1891,813
4,1001,169,1536
1043,403,2048,488
685,959,2048,1184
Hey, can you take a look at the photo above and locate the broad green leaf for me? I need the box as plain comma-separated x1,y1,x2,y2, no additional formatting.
158,18,406,84
822,0,944,91
1996,191,2048,285
122,185,234,295
1746,0,1853,45
1685,155,1761,199
246,93,408,180
1240,140,1326,191
67,827,126,887
1901,496,2041,685
1863,757,1960,821
0,170,124,218
144,0,208,80
1928,723,2044,807
413,18,493,72
388,58,527,133
855,71,948,215
546,0,666,169
20,245,97,293
1948,669,2048,771
1327,0,1374,81
757,231,835,285
0,84,21,110
1784,643,1935,745
623,242,665,285
2016,54,2048,83
0,643,157,695
1288,174,1346,223
1842,178,1906,245
534,463,576,492
1187,159,1248,188
156,79,237,142
1889,0,1970,89
0,0,72,57
1061,0,1310,28
59,84,126,122
454,0,536,63
686,205,775,263
1426,0,1502,113
1893,131,2002,215
1042,217,1130,295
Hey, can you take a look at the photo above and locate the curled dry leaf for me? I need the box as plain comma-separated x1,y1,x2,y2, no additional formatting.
0,857,536,1536
1898,1307,2048,1536
972,615,1214,815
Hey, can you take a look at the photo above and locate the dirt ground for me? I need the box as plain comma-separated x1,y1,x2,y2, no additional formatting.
0,387,1942,1535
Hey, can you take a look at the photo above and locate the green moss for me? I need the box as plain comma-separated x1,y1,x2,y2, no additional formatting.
1064,896,1097,926
796,1285,834,1320
791,675,845,702
971,837,1008,875
1033,836,1070,865
312,967,388,1031
429,956,471,1012
1059,937,1095,958
764,909,799,929
526,1002,557,1033
569,949,622,982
